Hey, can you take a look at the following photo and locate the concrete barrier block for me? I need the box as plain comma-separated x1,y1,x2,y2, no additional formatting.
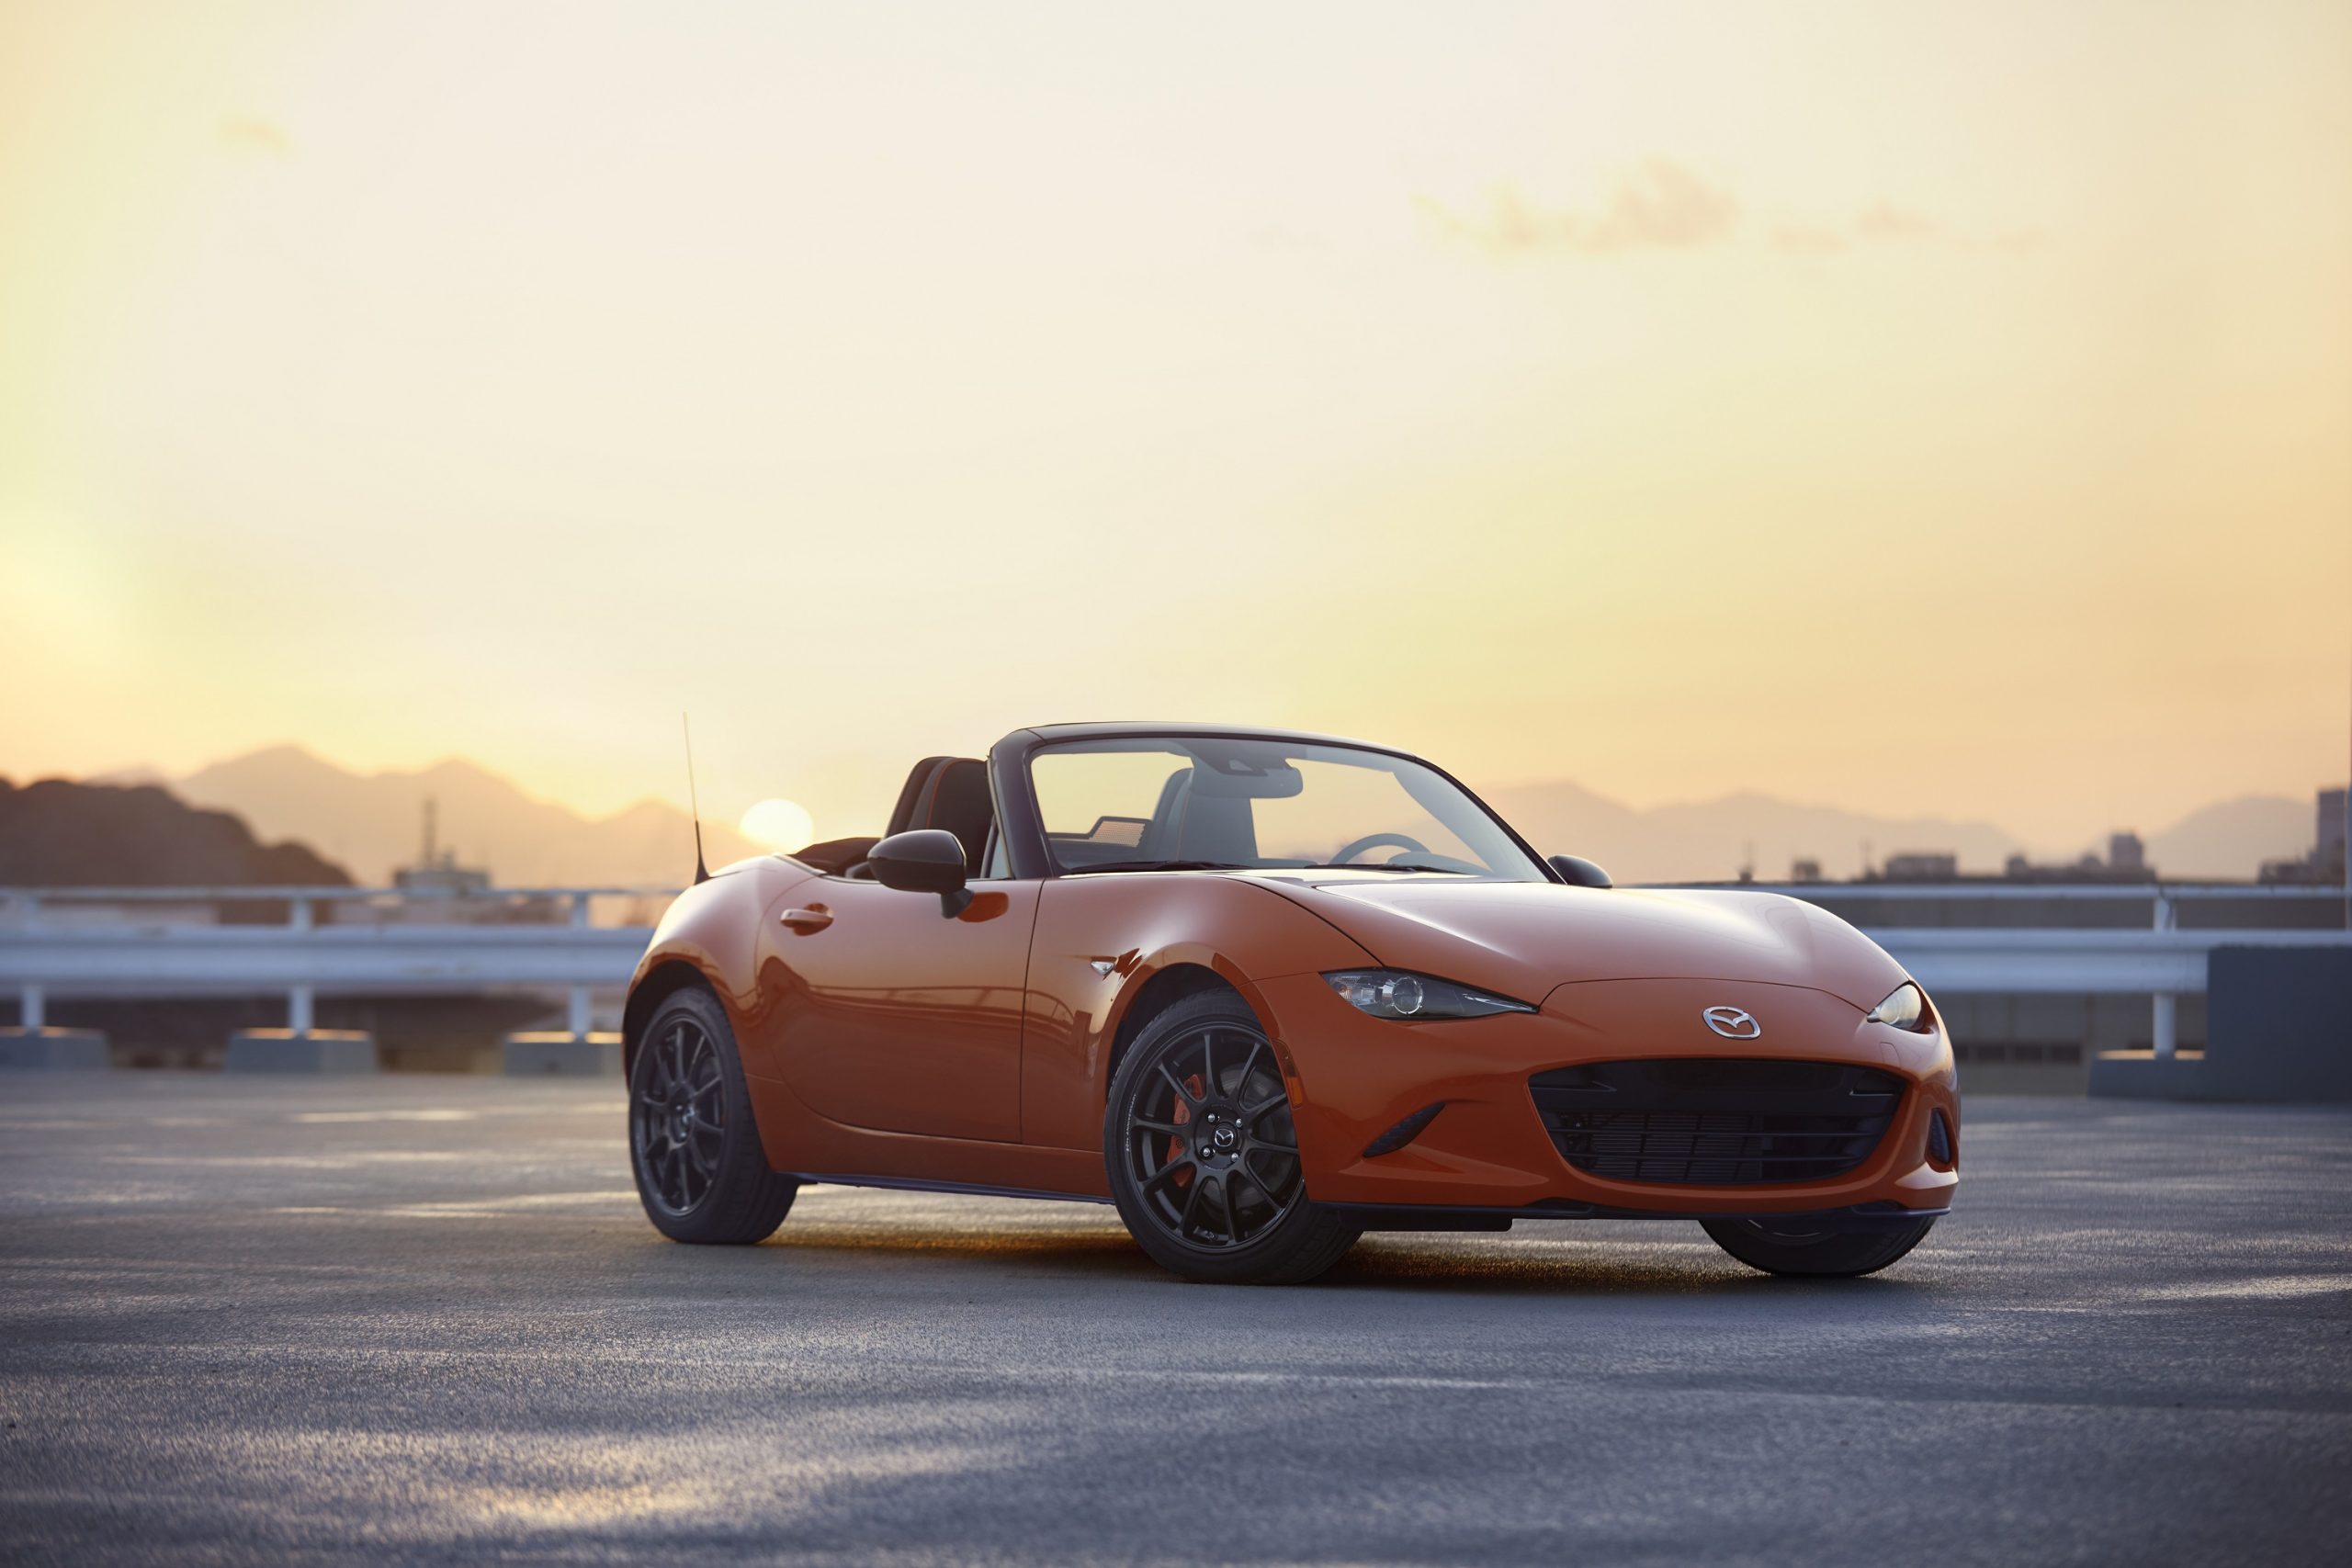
0,1028,113,1071
2098,949,2352,1102
502,1032,625,1077
2088,1049,2210,1100
2203,947,2352,1102
224,1029,379,1074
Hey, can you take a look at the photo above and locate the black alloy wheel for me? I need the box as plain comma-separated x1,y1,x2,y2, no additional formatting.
634,1011,725,1214
1127,1021,1299,1247
628,987,798,1245
1104,990,1361,1284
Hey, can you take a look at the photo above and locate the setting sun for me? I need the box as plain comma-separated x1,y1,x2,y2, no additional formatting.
736,798,815,853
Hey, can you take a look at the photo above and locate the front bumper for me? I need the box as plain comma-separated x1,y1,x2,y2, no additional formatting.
1261,972,1960,1218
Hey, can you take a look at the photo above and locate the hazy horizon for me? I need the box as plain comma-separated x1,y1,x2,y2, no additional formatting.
5,1,2348,850
10,736,2332,886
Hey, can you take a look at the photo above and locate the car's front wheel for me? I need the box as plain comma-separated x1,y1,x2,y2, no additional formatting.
1103,990,1361,1285
1702,1215,1936,1278
629,987,798,1245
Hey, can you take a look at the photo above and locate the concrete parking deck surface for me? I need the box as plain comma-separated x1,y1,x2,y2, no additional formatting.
3,1077,2348,1566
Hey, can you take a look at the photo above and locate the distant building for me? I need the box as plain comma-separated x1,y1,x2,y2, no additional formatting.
1789,857,1823,884
391,798,492,898
2000,835,2155,885
370,799,562,924
1881,839,2157,886
2260,787,2350,886
2108,832,2145,874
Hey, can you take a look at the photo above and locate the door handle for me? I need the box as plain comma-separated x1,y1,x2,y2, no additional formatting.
778,905,833,933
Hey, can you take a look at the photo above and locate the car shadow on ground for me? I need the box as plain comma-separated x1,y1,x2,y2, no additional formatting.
758,1219,1151,1271
748,1219,1926,1298
1328,1238,1929,1297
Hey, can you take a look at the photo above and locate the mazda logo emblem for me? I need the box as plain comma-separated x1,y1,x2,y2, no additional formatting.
1702,1006,1760,1040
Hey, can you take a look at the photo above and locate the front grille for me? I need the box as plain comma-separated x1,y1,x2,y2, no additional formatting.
1530,1058,1905,1186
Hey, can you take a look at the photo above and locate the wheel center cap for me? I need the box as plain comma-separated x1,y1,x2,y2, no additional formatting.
1212,1125,1238,1150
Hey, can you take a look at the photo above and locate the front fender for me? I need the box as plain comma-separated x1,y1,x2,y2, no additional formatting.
624,859,816,1079
1019,875,1376,1150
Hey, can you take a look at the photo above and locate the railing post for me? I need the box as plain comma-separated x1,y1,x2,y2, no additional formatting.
288,895,313,1037
567,893,594,1040
17,894,41,1032
2152,889,2177,1060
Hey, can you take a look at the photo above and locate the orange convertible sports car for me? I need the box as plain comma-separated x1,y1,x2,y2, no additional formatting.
623,723,1958,1283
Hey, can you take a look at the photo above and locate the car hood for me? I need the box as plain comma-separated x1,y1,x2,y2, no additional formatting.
1251,874,1909,1012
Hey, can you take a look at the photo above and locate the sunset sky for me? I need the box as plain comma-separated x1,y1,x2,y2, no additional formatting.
3,0,2347,852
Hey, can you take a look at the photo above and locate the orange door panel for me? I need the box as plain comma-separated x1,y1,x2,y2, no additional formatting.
753,877,1040,1142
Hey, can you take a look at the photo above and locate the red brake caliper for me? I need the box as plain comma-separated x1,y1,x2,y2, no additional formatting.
1168,1073,1204,1188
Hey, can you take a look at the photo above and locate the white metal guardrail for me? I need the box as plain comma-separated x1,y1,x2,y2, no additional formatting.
0,923,652,993
1871,927,2349,995
2,882,2346,1057
0,886,658,1040
1719,883,2341,900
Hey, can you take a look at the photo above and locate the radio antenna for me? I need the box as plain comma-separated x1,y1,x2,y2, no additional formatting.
683,712,710,886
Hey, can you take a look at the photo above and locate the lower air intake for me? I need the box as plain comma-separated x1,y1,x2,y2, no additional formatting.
1362,1101,1446,1159
1530,1058,1905,1186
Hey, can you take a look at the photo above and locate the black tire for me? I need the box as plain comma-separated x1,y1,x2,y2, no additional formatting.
629,987,798,1245
1103,990,1361,1285
1702,1215,1936,1278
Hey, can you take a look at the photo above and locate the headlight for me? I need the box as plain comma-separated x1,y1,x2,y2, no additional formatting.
1324,970,1536,1020
1865,981,1932,1032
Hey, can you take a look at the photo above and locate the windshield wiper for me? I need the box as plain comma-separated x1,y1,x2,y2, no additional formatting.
1064,859,1252,875
1305,863,1474,874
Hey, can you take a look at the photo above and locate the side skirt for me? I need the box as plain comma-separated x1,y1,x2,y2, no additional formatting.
786,1170,1115,1206
1331,1200,1951,1234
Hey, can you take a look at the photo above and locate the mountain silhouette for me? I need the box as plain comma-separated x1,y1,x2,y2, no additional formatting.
175,746,757,887
1487,779,2024,883
0,777,350,888
153,745,2330,887
1485,779,2321,883
2143,795,2324,879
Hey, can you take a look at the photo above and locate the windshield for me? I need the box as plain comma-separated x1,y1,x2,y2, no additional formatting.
1027,737,1546,881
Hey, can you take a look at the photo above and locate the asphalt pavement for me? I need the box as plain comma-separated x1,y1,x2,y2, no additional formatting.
3,1074,2348,1566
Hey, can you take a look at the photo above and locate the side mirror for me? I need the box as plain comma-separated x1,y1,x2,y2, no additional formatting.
1549,853,1612,889
869,829,972,914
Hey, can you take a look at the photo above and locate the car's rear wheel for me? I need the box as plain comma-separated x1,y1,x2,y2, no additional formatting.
629,987,797,1245
1103,990,1361,1285
1702,1215,1936,1278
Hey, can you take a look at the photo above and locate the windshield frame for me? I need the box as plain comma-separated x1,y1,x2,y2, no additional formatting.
989,723,1561,885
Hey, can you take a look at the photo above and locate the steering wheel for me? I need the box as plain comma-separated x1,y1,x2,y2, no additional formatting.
1329,831,1430,866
